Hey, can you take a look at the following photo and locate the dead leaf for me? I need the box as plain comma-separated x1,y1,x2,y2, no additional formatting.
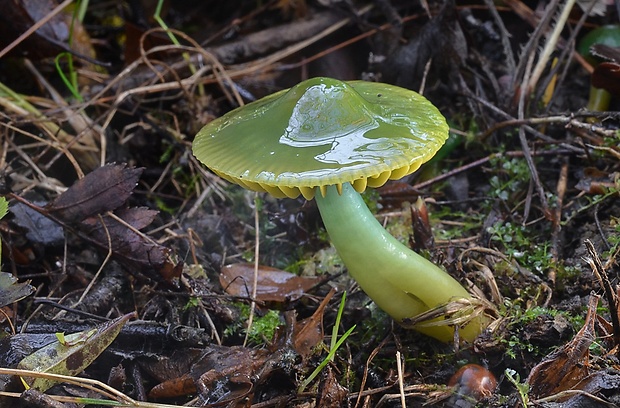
46,164,143,222
220,263,320,303
148,344,297,405
17,312,135,391
294,289,335,359
411,197,434,251
26,165,179,281
80,209,177,280
317,366,348,408
10,201,64,246
526,295,598,399
0,272,34,307
591,44,620,63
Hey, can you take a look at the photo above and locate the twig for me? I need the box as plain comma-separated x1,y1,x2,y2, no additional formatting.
482,0,515,73
517,41,551,220
75,215,113,306
584,240,620,347
243,193,260,347
396,351,406,408
528,0,578,93
549,158,568,285
412,149,574,190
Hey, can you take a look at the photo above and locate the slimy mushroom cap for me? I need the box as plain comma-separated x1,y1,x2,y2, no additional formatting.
193,77,448,199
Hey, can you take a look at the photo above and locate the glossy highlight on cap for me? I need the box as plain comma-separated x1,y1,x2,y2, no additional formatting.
193,77,448,199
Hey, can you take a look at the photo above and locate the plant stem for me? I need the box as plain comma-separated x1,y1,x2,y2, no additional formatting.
315,183,481,342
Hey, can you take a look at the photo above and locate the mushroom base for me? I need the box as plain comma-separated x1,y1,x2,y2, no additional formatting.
315,183,485,343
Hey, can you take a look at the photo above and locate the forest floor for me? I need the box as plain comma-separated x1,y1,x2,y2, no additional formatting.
1,0,620,407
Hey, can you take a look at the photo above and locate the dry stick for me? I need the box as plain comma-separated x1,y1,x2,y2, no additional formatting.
518,33,551,221
243,193,261,347
482,0,515,73
96,43,240,147
412,149,574,191
396,351,406,408
354,336,390,408
584,240,620,347
478,115,618,141
92,9,352,108
0,367,136,405
465,92,583,154
528,0,578,93
0,86,86,177
549,158,568,286
538,0,593,111
75,214,113,306
218,6,373,79
0,0,74,59
23,59,102,172
281,7,455,72
508,0,561,94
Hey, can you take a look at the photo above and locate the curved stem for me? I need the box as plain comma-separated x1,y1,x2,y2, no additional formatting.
315,183,482,342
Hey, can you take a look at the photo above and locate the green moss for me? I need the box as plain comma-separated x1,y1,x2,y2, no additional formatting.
223,302,282,345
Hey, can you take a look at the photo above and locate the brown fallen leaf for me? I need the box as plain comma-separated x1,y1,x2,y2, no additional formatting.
411,197,434,251
575,167,620,195
11,164,179,281
80,209,178,281
294,288,335,359
148,344,298,405
219,263,321,303
317,366,348,408
46,164,143,222
526,294,598,399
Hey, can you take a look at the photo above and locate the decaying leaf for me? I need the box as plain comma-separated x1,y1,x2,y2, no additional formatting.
526,295,598,399
317,366,348,408
10,201,64,246
46,164,143,222
17,312,135,391
80,208,177,280
10,165,179,281
411,197,434,251
293,289,335,359
0,272,34,307
148,343,298,404
382,0,466,90
220,263,320,303
575,167,620,195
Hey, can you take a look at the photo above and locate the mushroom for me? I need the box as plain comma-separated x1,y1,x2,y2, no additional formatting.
193,77,486,342
578,25,620,111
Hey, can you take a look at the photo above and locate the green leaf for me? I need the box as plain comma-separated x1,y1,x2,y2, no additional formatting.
0,197,7,220
18,312,134,391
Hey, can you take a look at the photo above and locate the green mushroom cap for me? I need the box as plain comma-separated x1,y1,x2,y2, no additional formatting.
193,77,448,199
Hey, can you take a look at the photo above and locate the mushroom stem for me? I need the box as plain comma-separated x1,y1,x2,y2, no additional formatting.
315,183,482,342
